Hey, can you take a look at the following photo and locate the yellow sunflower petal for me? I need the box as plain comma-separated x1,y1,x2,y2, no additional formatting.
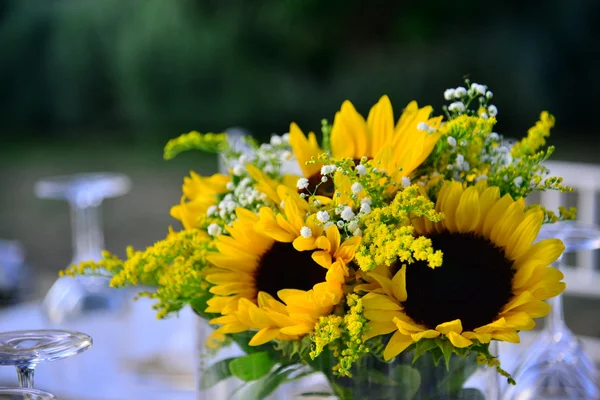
436,319,463,335
289,122,323,177
383,331,414,361
482,194,514,238
368,95,394,156
280,324,313,336
362,292,402,311
447,331,473,348
411,330,440,342
391,265,407,302
491,329,520,343
250,328,280,346
455,187,481,233
516,239,565,269
363,321,398,341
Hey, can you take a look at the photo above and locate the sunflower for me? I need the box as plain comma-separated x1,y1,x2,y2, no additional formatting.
290,96,443,196
362,181,565,360
170,171,229,230
205,188,360,345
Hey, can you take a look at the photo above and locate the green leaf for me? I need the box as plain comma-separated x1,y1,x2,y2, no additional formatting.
189,293,217,319
199,358,235,389
412,339,438,364
436,338,454,371
390,364,421,400
431,347,443,367
243,365,300,399
229,352,277,381
435,356,479,396
359,369,398,386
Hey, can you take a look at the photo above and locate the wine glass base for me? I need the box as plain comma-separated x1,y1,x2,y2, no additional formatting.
0,330,92,366
0,387,56,399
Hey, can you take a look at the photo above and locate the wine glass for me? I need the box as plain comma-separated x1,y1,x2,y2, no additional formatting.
0,387,57,399
0,330,92,389
503,221,600,400
34,173,131,323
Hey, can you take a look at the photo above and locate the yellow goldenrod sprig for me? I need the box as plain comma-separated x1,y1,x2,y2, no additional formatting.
511,111,555,158
355,185,443,271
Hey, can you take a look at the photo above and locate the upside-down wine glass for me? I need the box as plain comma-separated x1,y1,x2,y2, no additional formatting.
503,221,600,400
0,330,92,389
34,173,131,323
0,387,57,399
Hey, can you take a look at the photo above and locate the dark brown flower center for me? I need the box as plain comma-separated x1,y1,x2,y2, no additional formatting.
401,232,515,332
255,242,326,301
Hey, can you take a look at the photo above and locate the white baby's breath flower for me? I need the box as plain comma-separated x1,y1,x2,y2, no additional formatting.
226,182,235,191
360,202,371,214
448,101,466,113
417,122,430,132
239,155,248,164
320,164,337,175
486,91,493,99
487,105,498,117
353,228,362,237
297,178,309,190
402,177,411,188
341,206,355,221
300,226,312,238
454,87,467,98
219,209,227,219
475,174,488,182
361,197,372,205
207,205,217,216
207,223,222,237
455,154,465,166
321,176,328,183
513,177,523,187
488,132,500,141
270,135,282,146
356,164,367,175
232,165,244,176
281,150,292,161
347,220,359,233
351,182,363,194
263,165,274,174
480,112,489,120
336,220,345,228
447,136,457,147
471,83,487,95
444,88,455,101
316,211,330,223
282,133,290,142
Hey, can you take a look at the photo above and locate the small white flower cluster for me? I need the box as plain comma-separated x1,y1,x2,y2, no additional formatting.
417,122,437,133
227,133,293,179
443,81,497,119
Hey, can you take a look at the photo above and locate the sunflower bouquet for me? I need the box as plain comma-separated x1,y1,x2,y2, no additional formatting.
64,79,574,399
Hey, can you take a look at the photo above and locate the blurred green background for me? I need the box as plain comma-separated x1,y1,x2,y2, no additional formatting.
0,0,599,305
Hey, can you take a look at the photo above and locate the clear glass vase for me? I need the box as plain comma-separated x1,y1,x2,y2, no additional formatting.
195,319,492,400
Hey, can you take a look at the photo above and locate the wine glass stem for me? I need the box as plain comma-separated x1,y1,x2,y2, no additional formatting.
69,201,104,263
546,256,566,334
16,364,35,388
